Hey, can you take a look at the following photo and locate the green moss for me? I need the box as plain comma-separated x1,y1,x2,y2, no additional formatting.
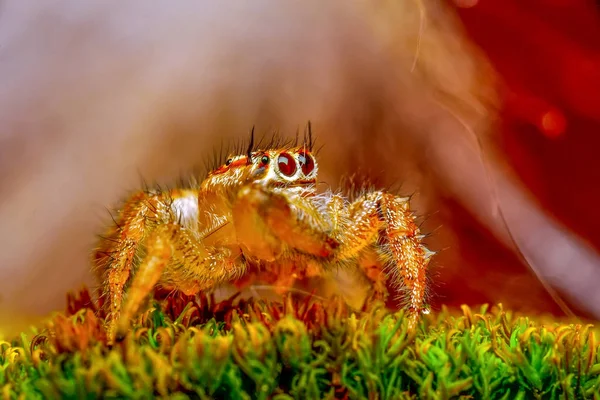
1,290,600,399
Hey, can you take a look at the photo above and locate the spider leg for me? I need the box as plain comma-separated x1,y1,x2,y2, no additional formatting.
113,222,244,343
332,191,433,328
232,183,338,261
317,192,391,305
378,194,433,324
93,188,199,342
94,190,169,340
114,228,172,341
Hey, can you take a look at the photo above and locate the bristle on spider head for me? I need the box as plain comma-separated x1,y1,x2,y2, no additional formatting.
246,126,255,164
306,121,313,152
204,123,320,175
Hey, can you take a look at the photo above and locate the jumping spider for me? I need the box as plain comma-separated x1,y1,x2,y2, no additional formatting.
93,128,434,343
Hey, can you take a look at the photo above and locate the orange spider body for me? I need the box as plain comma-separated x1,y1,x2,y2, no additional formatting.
93,130,434,343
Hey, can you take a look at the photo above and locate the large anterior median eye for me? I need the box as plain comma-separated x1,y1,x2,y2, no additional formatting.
277,152,297,177
298,151,315,175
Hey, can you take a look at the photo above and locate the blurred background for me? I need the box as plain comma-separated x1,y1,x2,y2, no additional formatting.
0,0,599,332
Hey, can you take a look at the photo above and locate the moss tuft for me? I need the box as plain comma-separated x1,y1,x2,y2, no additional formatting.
1,289,600,399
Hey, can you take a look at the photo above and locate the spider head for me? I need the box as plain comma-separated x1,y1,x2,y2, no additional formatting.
248,148,318,187
203,147,318,192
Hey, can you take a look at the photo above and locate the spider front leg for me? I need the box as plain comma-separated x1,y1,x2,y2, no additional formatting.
232,183,338,261
113,223,242,342
93,188,206,342
93,190,175,341
334,191,433,328
378,194,433,325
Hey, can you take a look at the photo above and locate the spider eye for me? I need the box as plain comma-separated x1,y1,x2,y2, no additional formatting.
260,155,270,165
298,152,315,175
225,158,233,166
277,152,297,177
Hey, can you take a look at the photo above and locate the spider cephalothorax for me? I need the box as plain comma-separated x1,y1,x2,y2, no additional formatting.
93,127,434,343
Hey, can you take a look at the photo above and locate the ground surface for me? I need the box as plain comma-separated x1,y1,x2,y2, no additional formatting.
1,289,599,399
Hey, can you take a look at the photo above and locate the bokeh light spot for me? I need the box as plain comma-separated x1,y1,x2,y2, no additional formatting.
540,109,567,138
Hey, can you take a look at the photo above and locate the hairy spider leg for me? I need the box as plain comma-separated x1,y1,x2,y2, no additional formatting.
93,188,199,342
93,190,173,341
378,193,433,326
326,191,433,327
232,183,339,261
114,222,244,341
318,192,392,298
322,192,390,302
